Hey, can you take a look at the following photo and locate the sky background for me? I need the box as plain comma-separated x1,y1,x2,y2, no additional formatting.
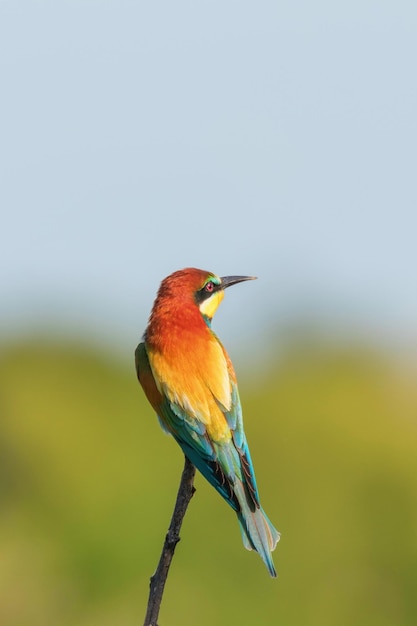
1,0,416,363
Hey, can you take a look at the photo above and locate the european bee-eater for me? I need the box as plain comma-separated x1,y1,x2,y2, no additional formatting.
135,268,280,576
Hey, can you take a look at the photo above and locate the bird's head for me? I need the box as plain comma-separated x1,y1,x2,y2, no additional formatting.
152,268,257,325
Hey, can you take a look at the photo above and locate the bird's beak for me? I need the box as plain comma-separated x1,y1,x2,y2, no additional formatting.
220,275,257,290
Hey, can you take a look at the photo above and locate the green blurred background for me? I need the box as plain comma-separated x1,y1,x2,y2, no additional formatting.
1,337,416,625
2,1,417,624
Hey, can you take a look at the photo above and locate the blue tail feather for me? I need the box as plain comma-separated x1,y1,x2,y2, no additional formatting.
177,437,280,577
234,479,280,577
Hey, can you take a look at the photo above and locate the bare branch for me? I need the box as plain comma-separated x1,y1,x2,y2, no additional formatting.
143,456,196,626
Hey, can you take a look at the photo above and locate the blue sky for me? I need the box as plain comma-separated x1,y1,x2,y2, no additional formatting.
1,0,416,360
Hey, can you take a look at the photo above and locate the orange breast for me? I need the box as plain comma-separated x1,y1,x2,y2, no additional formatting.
147,323,233,443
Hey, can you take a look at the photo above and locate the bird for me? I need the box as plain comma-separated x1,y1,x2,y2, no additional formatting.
135,267,280,576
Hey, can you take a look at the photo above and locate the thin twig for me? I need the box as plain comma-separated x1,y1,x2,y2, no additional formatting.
143,456,196,626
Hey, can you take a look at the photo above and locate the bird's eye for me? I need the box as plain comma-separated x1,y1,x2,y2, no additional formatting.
204,281,214,293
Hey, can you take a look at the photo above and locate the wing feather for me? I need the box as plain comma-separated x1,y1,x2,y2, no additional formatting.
136,338,260,512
